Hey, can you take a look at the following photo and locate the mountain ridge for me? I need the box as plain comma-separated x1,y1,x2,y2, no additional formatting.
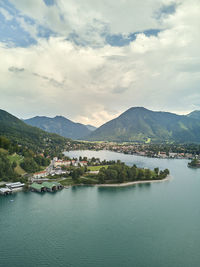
0,109,68,151
187,110,200,120
85,107,200,143
24,115,93,140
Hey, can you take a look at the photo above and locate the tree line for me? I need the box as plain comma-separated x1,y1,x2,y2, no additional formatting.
97,162,169,184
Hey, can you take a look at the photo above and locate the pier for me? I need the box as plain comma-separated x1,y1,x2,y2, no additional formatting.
0,182,25,196
0,188,12,195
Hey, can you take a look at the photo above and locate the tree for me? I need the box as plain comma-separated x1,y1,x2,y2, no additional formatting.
130,166,137,180
137,169,145,180
117,170,126,183
20,157,39,173
98,172,106,184
154,167,159,175
144,169,151,180
12,161,17,169
71,169,79,181
0,136,10,150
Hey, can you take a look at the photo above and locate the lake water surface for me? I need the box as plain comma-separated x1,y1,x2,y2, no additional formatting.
1,150,200,267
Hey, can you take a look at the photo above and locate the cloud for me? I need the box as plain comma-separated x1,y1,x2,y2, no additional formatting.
8,66,25,73
0,7,13,20
7,0,178,47
0,0,200,126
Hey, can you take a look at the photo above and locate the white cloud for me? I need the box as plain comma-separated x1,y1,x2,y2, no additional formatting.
0,0,200,126
0,7,13,20
10,0,178,46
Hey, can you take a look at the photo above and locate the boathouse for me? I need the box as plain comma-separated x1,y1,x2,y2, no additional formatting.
30,182,63,193
30,183,45,192
52,182,63,190
42,182,57,192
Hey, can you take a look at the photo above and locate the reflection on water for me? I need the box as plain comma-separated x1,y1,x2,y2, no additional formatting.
97,183,152,195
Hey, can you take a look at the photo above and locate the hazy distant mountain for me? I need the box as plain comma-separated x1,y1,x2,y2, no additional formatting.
86,125,97,131
85,107,200,143
24,116,93,139
0,109,68,150
187,110,200,120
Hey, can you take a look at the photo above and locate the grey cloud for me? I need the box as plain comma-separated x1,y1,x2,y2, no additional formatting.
112,87,128,94
32,72,65,88
8,66,25,73
177,62,200,73
8,66,65,88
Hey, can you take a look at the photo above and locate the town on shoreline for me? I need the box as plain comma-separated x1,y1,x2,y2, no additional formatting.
67,142,200,160
0,153,170,195
1,135,199,196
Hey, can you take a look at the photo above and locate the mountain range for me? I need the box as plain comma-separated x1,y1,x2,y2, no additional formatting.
1,107,200,144
24,116,96,140
85,107,200,143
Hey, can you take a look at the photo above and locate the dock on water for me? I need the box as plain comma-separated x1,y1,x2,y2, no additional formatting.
0,188,12,195
0,182,25,196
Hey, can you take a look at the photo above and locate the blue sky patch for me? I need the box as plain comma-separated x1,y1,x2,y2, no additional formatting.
106,29,161,47
155,3,177,19
0,12,37,47
43,0,55,6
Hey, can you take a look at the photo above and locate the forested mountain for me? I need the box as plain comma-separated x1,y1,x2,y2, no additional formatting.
187,110,200,120
24,116,93,139
86,107,200,143
0,109,68,152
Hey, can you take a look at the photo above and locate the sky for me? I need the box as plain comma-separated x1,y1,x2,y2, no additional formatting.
0,0,200,127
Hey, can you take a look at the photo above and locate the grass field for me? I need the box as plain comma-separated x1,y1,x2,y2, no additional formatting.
60,178,74,186
0,148,7,153
87,165,109,171
15,165,26,175
8,153,26,175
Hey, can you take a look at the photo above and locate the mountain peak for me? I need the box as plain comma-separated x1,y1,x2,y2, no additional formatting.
127,106,149,111
24,115,92,139
86,107,200,143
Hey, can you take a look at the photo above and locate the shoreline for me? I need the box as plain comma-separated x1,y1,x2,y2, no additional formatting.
96,175,171,187
66,149,192,161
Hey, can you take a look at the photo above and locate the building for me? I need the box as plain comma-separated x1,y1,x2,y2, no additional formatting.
54,160,71,167
79,161,88,166
30,182,63,192
6,182,25,190
30,183,45,192
42,182,57,192
33,171,48,179
54,160,76,167
52,182,63,190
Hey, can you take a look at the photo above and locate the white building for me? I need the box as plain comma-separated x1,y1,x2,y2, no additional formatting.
54,160,76,167
33,171,48,179
6,182,25,190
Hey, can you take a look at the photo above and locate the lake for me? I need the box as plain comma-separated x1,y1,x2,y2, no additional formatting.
1,150,200,267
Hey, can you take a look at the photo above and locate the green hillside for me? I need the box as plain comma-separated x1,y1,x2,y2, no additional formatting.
0,109,69,152
86,107,200,143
